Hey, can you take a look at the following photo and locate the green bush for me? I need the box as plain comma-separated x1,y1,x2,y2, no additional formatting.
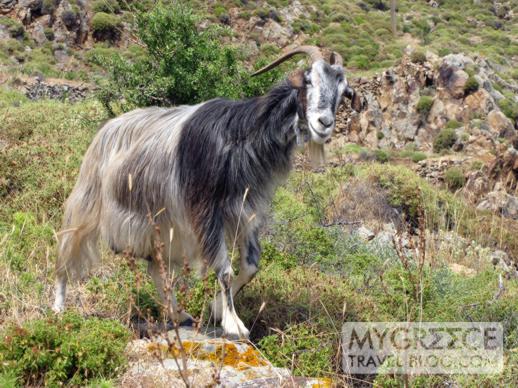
411,152,426,163
410,50,426,64
0,312,130,386
95,3,281,113
445,119,462,129
0,17,25,39
92,0,121,14
41,0,58,14
416,96,434,116
374,149,390,163
444,167,465,191
498,98,518,122
43,27,55,41
92,12,122,42
259,323,334,377
433,127,458,152
464,75,479,95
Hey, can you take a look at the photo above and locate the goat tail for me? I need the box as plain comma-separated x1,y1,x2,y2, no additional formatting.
56,150,103,282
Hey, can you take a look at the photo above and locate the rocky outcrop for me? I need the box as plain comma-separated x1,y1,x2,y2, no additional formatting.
337,53,517,155
121,327,331,388
11,76,92,101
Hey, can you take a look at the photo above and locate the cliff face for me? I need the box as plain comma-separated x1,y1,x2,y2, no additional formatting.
0,0,90,47
338,52,517,156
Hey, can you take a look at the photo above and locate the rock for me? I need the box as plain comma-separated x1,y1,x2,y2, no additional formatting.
121,327,330,388
464,89,495,116
260,20,292,47
355,226,375,241
30,21,47,45
477,188,518,219
442,53,474,70
447,70,469,99
23,77,91,102
487,110,515,138
53,48,69,63
0,0,17,13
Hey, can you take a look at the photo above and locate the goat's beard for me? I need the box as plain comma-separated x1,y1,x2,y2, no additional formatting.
307,141,325,168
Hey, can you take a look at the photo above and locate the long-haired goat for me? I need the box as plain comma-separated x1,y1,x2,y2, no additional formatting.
53,46,364,338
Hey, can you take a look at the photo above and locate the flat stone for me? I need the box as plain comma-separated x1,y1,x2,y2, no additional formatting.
121,327,333,387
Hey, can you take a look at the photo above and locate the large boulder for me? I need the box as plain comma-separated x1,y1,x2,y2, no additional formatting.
477,183,518,219
0,0,17,14
121,327,330,387
487,110,515,138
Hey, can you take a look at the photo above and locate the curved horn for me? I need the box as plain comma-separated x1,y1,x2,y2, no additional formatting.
251,46,323,77
330,51,343,66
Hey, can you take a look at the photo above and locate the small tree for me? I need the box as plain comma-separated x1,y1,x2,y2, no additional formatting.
95,3,280,114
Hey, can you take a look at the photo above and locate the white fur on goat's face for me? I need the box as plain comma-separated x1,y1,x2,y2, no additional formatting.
305,60,347,144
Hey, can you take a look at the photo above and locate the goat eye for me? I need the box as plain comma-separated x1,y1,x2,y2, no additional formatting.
304,73,312,85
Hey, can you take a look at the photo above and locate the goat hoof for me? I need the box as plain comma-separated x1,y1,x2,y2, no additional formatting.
221,313,250,340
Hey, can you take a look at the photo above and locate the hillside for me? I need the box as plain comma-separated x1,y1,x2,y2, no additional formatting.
1,1,518,387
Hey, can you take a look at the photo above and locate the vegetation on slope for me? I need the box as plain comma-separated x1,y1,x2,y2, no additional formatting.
0,1,517,386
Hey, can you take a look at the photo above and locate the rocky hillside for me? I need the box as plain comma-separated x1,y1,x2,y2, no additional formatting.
1,1,518,387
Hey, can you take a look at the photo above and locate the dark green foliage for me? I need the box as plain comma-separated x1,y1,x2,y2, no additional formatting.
91,12,122,42
410,50,427,64
410,151,427,163
498,98,518,122
445,119,462,129
416,96,434,116
464,75,479,95
374,149,390,163
433,127,458,152
62,10,79,29
42,0,58,15
444,166,465,190
43,27,55,41
92,0,121,14
0,312,130,386
96,3,281,114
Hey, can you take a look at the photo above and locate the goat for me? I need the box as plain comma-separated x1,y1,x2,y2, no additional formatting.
53,46,363,338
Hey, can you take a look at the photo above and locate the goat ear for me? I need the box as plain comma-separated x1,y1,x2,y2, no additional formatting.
288,69,305,88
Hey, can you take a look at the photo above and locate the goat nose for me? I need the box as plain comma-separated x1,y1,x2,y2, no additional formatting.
318,115,334,128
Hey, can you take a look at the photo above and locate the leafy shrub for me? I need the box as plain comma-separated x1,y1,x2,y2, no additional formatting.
374,149,390,163
433,127,458,152
410,50,427,64
416,96,434,116
43,27,55,41
42,0,58,15
444,167,465,190
349,54,370,69
0,312,130,386
445,119,462,129
410,151,427,163
259,323,334,377
498,98,518,122
95,3,281,113
464,75,479,95
92,0,121,14
62,10,79,29
92,12,122,42
0,17,25,39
